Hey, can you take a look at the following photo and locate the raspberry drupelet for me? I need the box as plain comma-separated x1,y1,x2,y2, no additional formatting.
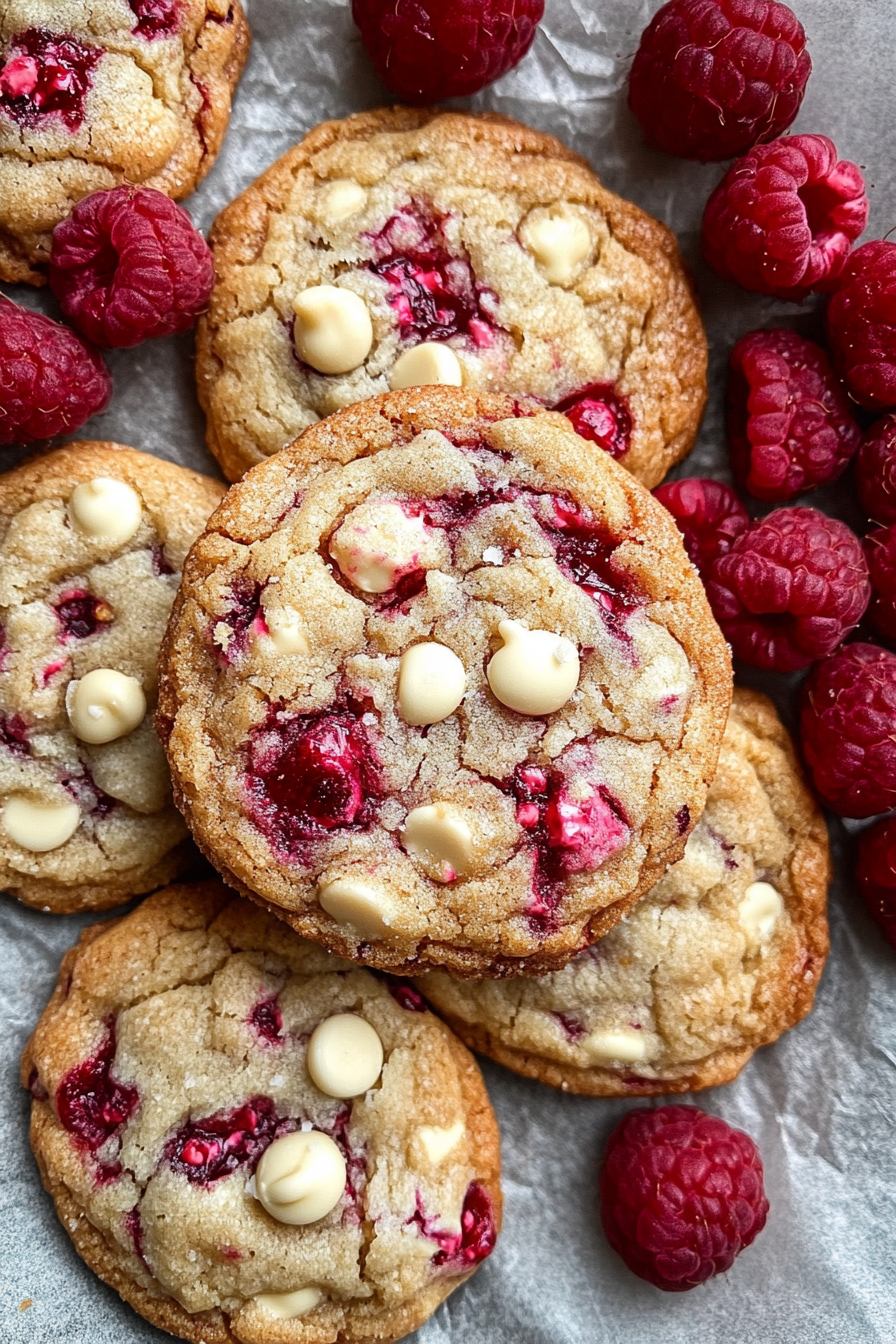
855,417,896,527
600,1104,769,1292
827,242,896,411
863,526,896,645
856,817,896,950
702,135,868,301
628,0,811,162
728,329,862,501
653,477,749,573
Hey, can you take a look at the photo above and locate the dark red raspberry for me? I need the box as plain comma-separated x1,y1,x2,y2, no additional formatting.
49,186,214,349
128,0,181,39
706,507,870,671
628,0,810,162
827,242,896,411
350,0,544,103
728,328,861,501
0,295,111,445
600,1104,769,1292
0,28,102,132
653,477,749,572
856,817,896,949
702,135,868,301
863,526,896,645
799,642,896,817
855,417,896,527
556,384,632,460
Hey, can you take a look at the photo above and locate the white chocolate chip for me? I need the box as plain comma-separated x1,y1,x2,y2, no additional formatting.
2,795,80,852
418,1120,465,1164
261,607,310,655
402,803,474,883
320,178,366,221
255,1287,322,1320
390,342,463,390
582,1028,649,1065
293,285,373,375
330,500,432,594
398,642,466,726
255,1130,346,1226
521,213,592,284
486,620,580,716
318,878,397,938
68,478,143,545
739,881,784,944
307,1013,384,1098
65,669,146,744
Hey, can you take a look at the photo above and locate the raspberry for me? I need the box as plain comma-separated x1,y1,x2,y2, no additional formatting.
49,186,214,349
705,507,870,671
702,135,869,301
827,242,896,411
599,1104,769,1292
864,527,896,645
350,0,544,103
0,27,102,133
799,642,896,817
628,0,811,162
727,328,861,501
555,384,632,460
855,417,896,527
856,817,896,949
0,296,111,445
653,477,749,572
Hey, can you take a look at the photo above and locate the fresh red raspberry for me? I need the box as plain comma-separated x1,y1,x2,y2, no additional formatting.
599,1104,769,1292
350,0,544,103
702,135,868,301
856,817,896,949
653,477,749,572
863,526,896,645
855,417,896,527
728,328,861,501
49,186,214,349
628,0,810,163
827,242,896,411
705,507,870,671
799,642,896,817
0,295,111,445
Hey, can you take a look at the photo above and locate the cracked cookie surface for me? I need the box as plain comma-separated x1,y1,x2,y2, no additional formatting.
22,882,502,1344
416,690,830,1094
0,0,249,284
157,389,732,978
196,108,707,487
0,440,224,912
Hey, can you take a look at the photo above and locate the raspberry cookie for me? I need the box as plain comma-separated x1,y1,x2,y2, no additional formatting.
22,881,501,1344
416,690,830,1095
0,0,249,285
196,108,707,487
0,441,224,912
157,389,731,978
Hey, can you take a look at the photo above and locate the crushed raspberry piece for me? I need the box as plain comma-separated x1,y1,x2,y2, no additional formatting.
827,241,896,411
600,1104,768,1291
855,416,896,527
653,478,749,572
53,591,114,641
541,497,644,627
351,0,543,103
555,384,632,459
864,526,896,645
545,784,629,873
409,1182,497,1269
56,1021,139,1168
165,1097,284,1185
727,329,862,501
128,0,181,39
628,0,810,162
705,507,870,671
799,642,896,817
702,135,869,301
0,296,111,446
0,712,30,758
0,28,102,132
50,186,214,349
554,1011,586,1043
248,995,284,1045
383,978,427,1012
856,817,896,950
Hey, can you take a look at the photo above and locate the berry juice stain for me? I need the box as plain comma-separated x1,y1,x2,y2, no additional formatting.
0,712,29,758
0,28,102,132
165,1097,282,1185
556,384,632,460
409,1182,497,1270
248,995,284,1045
56,1020,139,1179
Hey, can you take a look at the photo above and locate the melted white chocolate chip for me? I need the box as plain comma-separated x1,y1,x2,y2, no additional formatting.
398,642,466,725
418,1120,465,1164
65,669,146,744
68,477,143,545
318,877,398,938
739,881,784,944
330,500,432,594
261,607,310,655
582,1027,649,1065
255,1131,346,1226
293,285,373,375
254,1287,323,1320
2,795,80,852
307,1013,384,1098
402,802,474,883
486,620,580,716
390,342,463,390
320,178,366,221
521,213,592,285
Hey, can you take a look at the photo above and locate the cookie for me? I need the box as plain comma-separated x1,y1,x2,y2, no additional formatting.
196,107,707,487
0,0,249,285
0,441,224,913
415,689,830,1095
22,881,502,1344
157,388,732,978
